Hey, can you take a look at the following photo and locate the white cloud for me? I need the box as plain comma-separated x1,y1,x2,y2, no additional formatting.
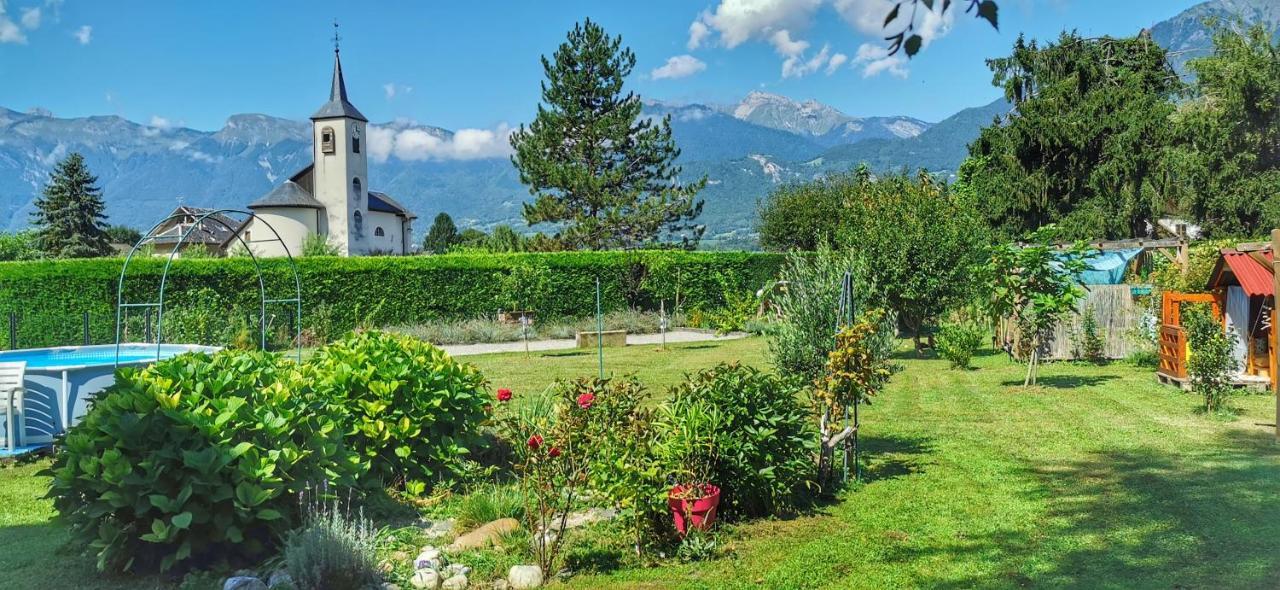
368,123,514,163
687,19,710,50
651,55,707,80
826,52,848,74
148,115,173,129
0,0,27,44
72,24,90,45
19,6,38,29
781,42,832,78
689,0,958,79
696,0,822,48
382,83,412,101
853,43,908,78
768,29,808,57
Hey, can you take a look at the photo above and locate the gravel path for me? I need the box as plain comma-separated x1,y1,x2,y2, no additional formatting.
439,329,748,357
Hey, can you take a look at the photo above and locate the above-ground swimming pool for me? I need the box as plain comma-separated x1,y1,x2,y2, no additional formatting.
1,343,219,451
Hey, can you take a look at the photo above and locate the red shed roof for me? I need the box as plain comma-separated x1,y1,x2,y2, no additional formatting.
1209,249,1274,297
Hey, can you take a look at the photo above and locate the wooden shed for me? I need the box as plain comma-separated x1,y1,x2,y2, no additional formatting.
1157,247,1276,390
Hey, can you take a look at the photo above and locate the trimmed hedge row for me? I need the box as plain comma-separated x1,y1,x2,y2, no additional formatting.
0,251,782,349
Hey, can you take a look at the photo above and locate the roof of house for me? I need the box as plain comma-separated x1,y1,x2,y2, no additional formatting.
151,206,246,245
311,52,368,122
368,191,417,219
1208,249,1274,297
248,181,326,210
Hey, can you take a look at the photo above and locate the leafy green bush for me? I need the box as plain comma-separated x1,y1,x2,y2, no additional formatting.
665,363,817,519
1074,304,1106,363
1184,307,1239,413
283,492,382,590
309,331,489,491
0,250,781,349
47,350,356,573
935,322,984,369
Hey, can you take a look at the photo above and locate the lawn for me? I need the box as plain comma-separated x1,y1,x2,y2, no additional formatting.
4,337,1280,589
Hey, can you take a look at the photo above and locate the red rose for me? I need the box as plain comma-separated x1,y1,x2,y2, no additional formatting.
497,388,513,402
548,446,561,458
527,434,543,450
576,392,595,409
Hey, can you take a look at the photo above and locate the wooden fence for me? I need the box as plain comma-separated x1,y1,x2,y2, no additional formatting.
999,284,1154,361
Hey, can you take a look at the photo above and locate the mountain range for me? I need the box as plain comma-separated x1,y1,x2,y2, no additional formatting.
0,0,1272,248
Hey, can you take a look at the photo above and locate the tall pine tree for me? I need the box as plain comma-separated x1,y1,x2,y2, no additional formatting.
31,152,113,258
423,212,459,254
510,19,705,250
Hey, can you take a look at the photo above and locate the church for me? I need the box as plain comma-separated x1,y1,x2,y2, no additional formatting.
236,43,417,257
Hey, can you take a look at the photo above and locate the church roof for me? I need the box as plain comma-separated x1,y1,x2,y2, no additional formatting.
248,181,326,210
311,52,368,122
368,191,416,219
152,206,247,245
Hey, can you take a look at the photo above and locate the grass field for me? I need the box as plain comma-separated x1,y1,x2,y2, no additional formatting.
5,337,1280,589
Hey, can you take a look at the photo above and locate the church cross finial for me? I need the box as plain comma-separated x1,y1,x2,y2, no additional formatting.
332,19,341,55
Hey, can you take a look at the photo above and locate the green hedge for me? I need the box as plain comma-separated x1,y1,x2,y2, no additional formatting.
0,251,782,349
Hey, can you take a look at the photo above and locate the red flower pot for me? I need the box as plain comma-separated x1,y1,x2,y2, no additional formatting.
668,483,721,536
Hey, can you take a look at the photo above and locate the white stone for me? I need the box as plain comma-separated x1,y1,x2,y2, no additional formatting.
224,577,268,590
266,570,293,589
411,568,442,590
444,564,471,577
507,565,544,589
442,574,468,590
415,548,443,571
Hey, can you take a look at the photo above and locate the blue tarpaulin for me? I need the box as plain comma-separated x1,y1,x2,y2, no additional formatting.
1060,248,1143,285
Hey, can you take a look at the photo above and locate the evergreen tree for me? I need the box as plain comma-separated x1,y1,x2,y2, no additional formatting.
31,152,113,258
967,31,1182,240
423,212,458,254
510,19,705,250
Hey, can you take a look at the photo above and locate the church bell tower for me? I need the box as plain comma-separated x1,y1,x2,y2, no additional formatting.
310,21,369,256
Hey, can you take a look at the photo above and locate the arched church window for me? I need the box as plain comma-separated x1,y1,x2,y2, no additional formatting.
352,128,361,154
354,211,364,238
321,127,335,154
352,178,362,203
374,227,385,237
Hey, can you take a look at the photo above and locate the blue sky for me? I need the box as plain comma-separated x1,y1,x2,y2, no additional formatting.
0,0,1202,132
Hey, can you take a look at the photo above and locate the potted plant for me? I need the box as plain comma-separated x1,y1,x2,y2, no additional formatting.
657,397,722,536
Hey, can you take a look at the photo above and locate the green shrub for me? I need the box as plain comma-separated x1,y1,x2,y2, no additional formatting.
665,363,817,519
1185,307,1239,413
454,484,526,532
47,350,356,573
283,493,382,590
309,331,489,491
935,322,984,369
0,251,782,349
1075,304,1106,363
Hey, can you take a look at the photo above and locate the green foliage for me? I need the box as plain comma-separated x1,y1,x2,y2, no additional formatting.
675,528,718,563
841,169,989,340
485,225,527,253
1173,24,1280,237
1075,304,1106,363
768,247,883,382
31,152,114,258
0,250,779,349
496,261,553,312
510,19,705,249
757,178,846,251
983,226,1091,385
283,493,382,590
0,231,41,262
301,234,340,257
1184,306,1239,413
46,350,356,573
665,363,818,519
105,225,142,246
308,331,489,490
423,212,459,254
936,321,985,369
454,484,525,532
968,31,1182,240
1148,239,1246,293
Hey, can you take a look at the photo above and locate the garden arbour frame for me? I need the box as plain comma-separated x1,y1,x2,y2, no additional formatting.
114,209,302,365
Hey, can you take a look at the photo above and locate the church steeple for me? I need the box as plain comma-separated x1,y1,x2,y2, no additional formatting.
311,21,368,122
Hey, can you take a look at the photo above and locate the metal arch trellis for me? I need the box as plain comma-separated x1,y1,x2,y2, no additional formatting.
114,208,303,366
